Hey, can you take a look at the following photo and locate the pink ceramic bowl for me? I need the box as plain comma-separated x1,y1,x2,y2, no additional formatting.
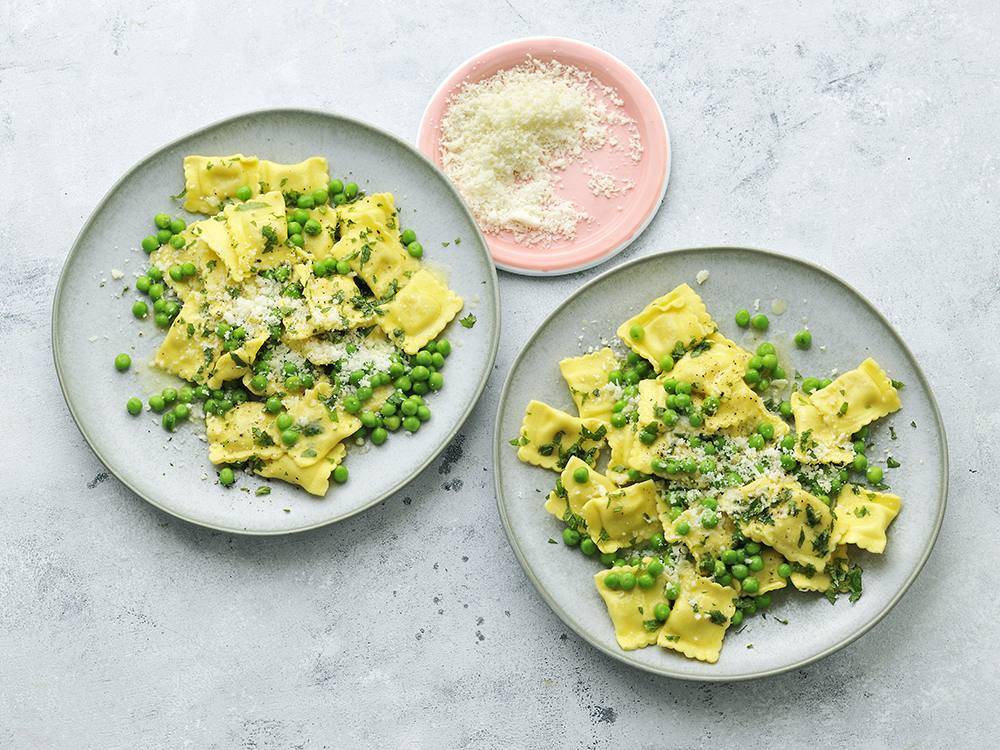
418,36,670,276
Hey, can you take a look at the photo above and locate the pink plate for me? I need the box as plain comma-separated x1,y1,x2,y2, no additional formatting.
418,37,670,276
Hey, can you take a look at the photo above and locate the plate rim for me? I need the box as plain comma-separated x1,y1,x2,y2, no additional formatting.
492,245,949,681
417,35,671,276
51,106,501,536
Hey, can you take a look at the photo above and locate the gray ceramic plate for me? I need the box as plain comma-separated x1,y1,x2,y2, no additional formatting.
53,109,499,535
494,247,947,680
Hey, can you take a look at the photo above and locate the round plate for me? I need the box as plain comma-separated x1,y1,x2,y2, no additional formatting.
493,248,947,680
418,37,670,276
53,109,500,535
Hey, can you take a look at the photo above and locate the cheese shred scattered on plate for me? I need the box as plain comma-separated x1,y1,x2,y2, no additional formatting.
439,56,641,245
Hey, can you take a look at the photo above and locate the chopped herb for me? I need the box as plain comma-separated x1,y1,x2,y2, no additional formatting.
889,426,897,440
890,379,905,389
547,538,557,544
707,609,727,625
255,486,271,496
887,456,901,468
643,619,662,632
459,313,477,328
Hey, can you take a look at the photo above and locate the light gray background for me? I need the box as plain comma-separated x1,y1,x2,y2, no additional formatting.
1,1,996,748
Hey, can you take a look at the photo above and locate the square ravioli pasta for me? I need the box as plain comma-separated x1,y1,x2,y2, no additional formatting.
126,153,469,498
513,281,905,664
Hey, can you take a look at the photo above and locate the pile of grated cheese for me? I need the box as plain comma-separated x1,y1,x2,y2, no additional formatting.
439,56,641,244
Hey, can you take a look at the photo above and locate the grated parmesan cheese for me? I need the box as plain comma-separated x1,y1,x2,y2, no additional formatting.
439,56,641,244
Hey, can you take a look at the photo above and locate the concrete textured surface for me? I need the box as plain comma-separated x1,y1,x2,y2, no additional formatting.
2,1,998,747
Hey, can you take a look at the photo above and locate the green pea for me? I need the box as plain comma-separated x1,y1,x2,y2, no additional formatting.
114,353,131,372
755,593,772,609
744,368,761,385
156,229,172,245
580,538,597,556
750,314,769,331
411,365,430,382
235,185,252,201
280,429,299,447
655,354,674,373
164,301,180,318
780,454,798,471
158,388,176,405
780,434,795,451
169,265,183,282
649,602,668,621
400,399,418,417
721,549,742,565
173,403,190,421
748,555,764,572
628,324,644,341
148,283,164,301
618,572,637,591
180,262,197,278
284,375,302,392
311,188,329,206
406,241,423,259
384,415,401,431
218,467,235,486
701,511,719,529
761,353,778,371
853,454,869,472
610,413,627,428
801,377,820,393
289,233,305,247
819,378,832,389
304,219,322,236
328,179,344,195
333,465,349,484
664,582,681,600
169,234,186,249
287,221,303,237
731,564,749,580
436,339,452,357
688,411,704,428
779,400,793,418
126,397,143,416
344,182,359,198
216,398,233,413
403,416,421,432
675,520,690,535
153,213,171,230
748,434,765,450
135,277,152,295
777,563,792,578
428,372,444,391
744,542,761,554
757,423,774,441
141,235,159,253
296,194,315,210
340,396,360,414
636,573,655,590
416,405,431,422
604,573,621,590
148,394,165,413
397,229,417,246
795,330,813,349
647,559,665,576
162,411,177,431
562,527,581,546
741,576,760,594
259,396,280,415
168,218,186,235
731,610,744,627
333,192,347,205
573,466,589,483
131,300,148,319
735,309,751,327
146,266,163,282
866,465,884,483
750,355,764,371
247,374,266,392
273,414,292,432
853,439,866,454
431,352,445,369
178,386,195,403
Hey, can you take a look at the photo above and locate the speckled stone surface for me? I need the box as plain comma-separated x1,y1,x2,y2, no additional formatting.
1,1,997,747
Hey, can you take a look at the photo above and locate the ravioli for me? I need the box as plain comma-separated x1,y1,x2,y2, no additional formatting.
580,480,661,553
594,565,669,650
559,347,619,422
183,154,260,214
516,400,607,471
657,576,736,663
616,283,716,369
378,269,464,355
833,484,901,553
543,457,617,530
